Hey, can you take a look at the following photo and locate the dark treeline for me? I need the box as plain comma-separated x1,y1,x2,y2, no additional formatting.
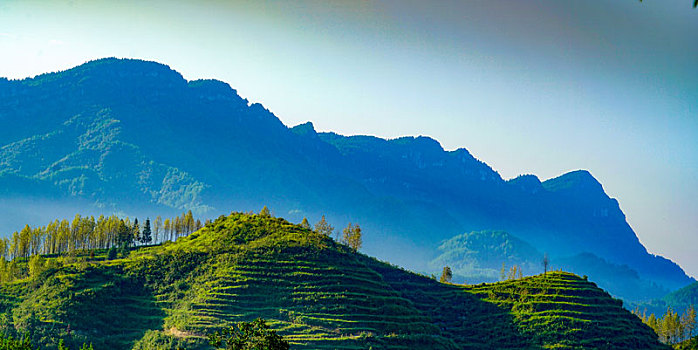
0,210,204,262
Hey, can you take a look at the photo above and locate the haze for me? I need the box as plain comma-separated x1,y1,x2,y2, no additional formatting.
0,0,696,277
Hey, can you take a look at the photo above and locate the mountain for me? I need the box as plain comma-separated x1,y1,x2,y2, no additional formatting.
429,230,542,282
632,281,698,318
665,282,698,310
0,58,692,299
431,230,670,301
0,212,668,349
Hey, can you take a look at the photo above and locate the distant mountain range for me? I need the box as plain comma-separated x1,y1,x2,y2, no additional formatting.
0,58,692,300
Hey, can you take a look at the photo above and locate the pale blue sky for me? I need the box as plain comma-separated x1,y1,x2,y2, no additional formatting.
1,0,696,277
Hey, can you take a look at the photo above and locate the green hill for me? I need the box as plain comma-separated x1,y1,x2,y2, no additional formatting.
0,213,667,349
466,273,664,349
664,281,698,312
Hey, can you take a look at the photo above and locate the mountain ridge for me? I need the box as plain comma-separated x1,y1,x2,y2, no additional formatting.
0,57,692,300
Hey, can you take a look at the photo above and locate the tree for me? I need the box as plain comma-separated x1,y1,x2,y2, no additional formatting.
508,265,521,280
440,266,453,283
299,217,311,230
341,223,353,245
163,218,171,242
28,254,46,279
142,218,152,245
314,215,334,237
117,220,132,248
260,206,271,217
18,225,31,259
132,218,140,244
107,247,117,260
543,253,549,274
154,216,162,244
341,223,362,252
685,304,697,338
174,216,182,239
208,318,289,350
185,210,195,234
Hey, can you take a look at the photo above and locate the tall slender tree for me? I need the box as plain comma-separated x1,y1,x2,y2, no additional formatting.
142,218,152,245
164,218,171,242
154,216,162,244
132,218,140,245
543,253,549,274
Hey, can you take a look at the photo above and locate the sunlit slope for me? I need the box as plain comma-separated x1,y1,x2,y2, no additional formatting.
467,272,666,349
0,213,668,349
146,213,525,349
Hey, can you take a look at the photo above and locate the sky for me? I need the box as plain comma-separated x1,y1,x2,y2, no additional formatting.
0,0,696,277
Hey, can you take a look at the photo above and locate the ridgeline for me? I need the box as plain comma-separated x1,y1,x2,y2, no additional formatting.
0,58,692,301
0,213,667,349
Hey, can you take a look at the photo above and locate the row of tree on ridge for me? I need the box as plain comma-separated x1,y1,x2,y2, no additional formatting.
0,210,203,262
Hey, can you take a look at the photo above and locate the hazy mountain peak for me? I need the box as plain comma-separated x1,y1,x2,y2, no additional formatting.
187,79,248,106
290,121,317,137
48,57,185,85
542,169,604,195
390,135,443,151
508,174,544,194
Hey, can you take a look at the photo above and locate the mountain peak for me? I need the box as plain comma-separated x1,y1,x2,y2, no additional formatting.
67,57,182,80
24,57,188,98
390,135,444,152
542,169,604,194
291,121,318,137
187,79,248,106
508,174,543,194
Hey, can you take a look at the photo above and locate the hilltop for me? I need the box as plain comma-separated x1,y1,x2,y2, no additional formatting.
0,212,667,349
0,58,692,301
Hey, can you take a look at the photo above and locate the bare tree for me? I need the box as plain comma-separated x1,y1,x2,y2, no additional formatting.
543,253,549,274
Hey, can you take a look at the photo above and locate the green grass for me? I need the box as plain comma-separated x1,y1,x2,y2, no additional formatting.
0,213,669,349
465,273,666,349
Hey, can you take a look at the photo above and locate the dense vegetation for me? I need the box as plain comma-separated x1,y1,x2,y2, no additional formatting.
629,281,698,340
0,211,203,283
0,57,692,302
0,211,670,349
207,318,289,350
633,305,697,346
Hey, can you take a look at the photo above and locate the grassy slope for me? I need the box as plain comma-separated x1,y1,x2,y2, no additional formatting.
0,213,667,349
467,273,665,349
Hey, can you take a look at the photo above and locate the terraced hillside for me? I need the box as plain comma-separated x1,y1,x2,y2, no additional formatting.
467,273,665,349
0,213,668,349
